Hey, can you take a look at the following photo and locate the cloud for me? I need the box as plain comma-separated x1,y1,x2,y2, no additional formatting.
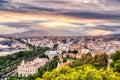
94,25,120,31
1,22,33,29
0,20,49,28
61,11,120,20
0,25,27,34
88,29,112,36
0,0,120,35
0,0,120,20
0,0,8,3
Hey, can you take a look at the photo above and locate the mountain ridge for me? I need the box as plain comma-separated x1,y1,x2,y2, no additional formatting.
2,30,120,37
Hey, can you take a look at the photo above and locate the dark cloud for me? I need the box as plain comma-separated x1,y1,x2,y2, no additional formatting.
70,22,86,26
34,0,69,4
106,0,120,3
0,0,120,21
0,0,60,13
0,3,59,14
20,4,58,12
0,0,120,35
61,11,120,20
1,22,32,28
0,0,8,3
0,20,45,28
0,0,8,7
93,25,120,31
0,19,53,29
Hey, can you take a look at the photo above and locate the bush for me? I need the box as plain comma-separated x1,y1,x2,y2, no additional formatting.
111,51,120,61
110,51,120,72
36,65,120,80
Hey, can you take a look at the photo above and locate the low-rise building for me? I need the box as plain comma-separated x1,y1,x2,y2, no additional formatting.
57,43,70,52
45,50,61,60
17,57,48,77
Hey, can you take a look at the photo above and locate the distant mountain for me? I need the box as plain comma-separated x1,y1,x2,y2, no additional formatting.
5,30,53,37
4,30,83,38
3,30,120,38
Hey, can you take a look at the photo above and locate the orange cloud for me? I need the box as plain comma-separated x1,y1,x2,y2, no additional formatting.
0,11,107,24
88,29,112,36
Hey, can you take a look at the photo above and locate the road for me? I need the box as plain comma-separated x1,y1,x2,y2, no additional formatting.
0,70,17,80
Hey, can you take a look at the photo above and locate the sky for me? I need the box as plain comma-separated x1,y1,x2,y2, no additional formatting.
0,0,120,36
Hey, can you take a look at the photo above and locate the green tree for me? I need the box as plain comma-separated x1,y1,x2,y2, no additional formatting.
92,53,108,69
110,51,120,72
111,51,120,61
36,65,120,80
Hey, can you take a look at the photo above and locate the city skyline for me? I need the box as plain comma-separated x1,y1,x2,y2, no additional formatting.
0,0,120,36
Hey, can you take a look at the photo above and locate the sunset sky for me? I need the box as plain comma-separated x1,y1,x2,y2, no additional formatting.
0,0,120,36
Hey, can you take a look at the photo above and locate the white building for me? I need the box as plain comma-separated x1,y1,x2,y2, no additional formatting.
45,50,61,60
17,57,48,77
81,49,90,54
57,43,70,52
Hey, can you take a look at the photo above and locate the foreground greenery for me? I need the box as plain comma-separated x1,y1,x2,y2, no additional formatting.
35,51,120,80
4,49,120,80
0,47,49,77
110,51,120,72
34,56,58,78
68,52,108,70
36,65,120,80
